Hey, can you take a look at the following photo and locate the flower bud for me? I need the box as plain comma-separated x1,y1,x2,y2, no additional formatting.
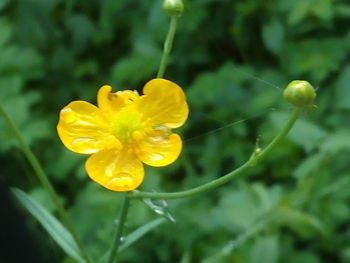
283,80,316,107
162,0,184,17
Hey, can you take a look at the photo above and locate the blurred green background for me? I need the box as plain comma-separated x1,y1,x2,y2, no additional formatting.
1,0,350,262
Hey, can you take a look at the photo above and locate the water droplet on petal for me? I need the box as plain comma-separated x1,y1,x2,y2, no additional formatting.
71,137,97,154
148,152,165,162
105,162,116,177
61,108,77,123
153,125,170,137
107,173,136,191
150,125,171,143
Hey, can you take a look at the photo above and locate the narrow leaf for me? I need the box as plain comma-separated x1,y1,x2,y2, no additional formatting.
12,188,85,263
143,198,176,222
120,217,166,251
99,218,166,263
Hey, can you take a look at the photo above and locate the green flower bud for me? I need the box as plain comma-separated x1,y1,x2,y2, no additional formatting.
283,80,316,107
162,0,184,17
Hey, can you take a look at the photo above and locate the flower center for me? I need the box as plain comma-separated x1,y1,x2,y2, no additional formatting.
112,107,144,142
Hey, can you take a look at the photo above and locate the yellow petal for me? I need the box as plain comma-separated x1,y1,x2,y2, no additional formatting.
97,85,139,118
138,78,189,128
134,130,183,167
57,101,121,154
85,149,144,191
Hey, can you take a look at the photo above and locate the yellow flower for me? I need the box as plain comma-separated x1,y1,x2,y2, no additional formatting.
57,78,189,191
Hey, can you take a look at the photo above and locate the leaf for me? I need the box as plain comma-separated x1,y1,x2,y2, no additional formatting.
341,246,350,262
0,18,12,45
64,14,96,54
120,217,166,251
335,66,350,110
249,235,279,263
180,250,192,263
143,198,176,222
293,153,325,179
311,0,333,22
319,130,350,154
287,0,312,25
335,4,350,18
212,183,280,231
281,38,346,81
99,218,166,263
270,112,328,152
0,0,9,11
262,19,285,55
110,48,161,86
11,188,85,263
276,207,324,238
201,215,273,263
319,174,350,198
286,251,320,263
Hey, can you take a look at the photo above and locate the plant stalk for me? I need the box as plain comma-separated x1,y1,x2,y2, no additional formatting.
157,16,178,78
129,107,302,200
108,193,130,263
0,103,92,263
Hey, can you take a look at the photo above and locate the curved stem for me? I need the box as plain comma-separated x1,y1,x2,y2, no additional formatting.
157,16,178,78
0,103,92,263
108,193,130,263
129,107,302,200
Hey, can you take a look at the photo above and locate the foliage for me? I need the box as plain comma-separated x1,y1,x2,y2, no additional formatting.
1,0,350,262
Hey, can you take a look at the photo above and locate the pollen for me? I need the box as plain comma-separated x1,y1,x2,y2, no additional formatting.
112,107,144,142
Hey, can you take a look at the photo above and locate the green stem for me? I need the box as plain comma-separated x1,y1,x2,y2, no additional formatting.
157,16,178,78
108,193,130,263
0,103,92,263
129,107,302,200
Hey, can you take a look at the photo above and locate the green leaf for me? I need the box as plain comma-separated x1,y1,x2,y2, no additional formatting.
311,0,333,22
262,19,285,55
286,251,320,263
64,15,96,53
276,207,324,238
110,48,161,86
270,112,328,152
0,0,9,11
143,198,176,222
294,153,324,179
249,235,279,263
335,4,350,18
120,217,166,251
180,250,192,263
320,130,350,154
0,18,12,45
287,0,312,25
11,188,85,263
319,174,350,198
335,66,350,110
212,183,281,231
99,218,166,263
281,38,346,82
341,246,350,262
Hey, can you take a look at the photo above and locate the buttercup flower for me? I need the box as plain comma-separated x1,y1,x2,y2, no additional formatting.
57,78,189,191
